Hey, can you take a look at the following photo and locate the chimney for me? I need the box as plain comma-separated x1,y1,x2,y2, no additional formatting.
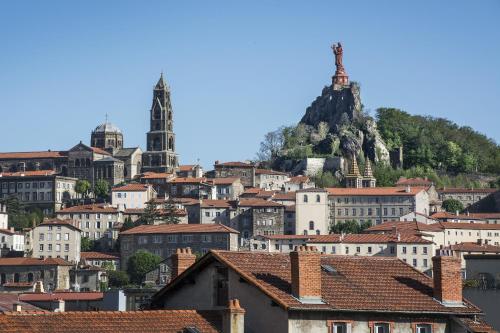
222,299,245,333
33,280,45,293
432,250,463,307
405,185,411,193
13,303,22,312
290,246,322,302
54,299,65,312
171,248,196,279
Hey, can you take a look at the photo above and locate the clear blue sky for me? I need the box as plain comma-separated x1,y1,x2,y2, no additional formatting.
1,1,499,169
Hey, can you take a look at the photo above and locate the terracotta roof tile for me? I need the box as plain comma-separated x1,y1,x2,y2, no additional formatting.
0,293,43,312
238,199,284,207
38,218,80,231
431,212,500,220
120,223,239,235
0,258,72,266
200,200,232,208
90,147,111,155
140,172,174,179
19,292,104,302
310,233,433,244
57,204,118,214
326,186,426,196
80,252,120,260
455,317,496,333
0,151,66,160
272,192,296,201
287,175,310,184
0,309,222,332
448,242,500,253
168,177,206,184
0,170,57,177
439,222,500,230
395,177,433,186
112,183,152,192
215,161,255,168
365,220,443,233
178,165,196,171
157,251,481,314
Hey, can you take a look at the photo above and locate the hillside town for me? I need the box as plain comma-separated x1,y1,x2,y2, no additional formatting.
1,8,500,331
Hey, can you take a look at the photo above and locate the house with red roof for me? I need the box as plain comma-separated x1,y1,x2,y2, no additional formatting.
151,248,495,333
214,161,256,188
111,183,156,209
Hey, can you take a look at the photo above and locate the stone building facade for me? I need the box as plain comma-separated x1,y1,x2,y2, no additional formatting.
91,122,124,152
0,151,68,175
0,170,77,214
119,224,239,270
214,161,256,188
0,257,72,292
142,74,178,173
438,188,497,209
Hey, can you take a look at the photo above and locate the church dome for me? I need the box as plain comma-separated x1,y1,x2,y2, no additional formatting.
94,122,122,134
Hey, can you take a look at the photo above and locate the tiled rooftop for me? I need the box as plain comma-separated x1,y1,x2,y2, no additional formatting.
0,258,72,266
156,250,481,314
448,242,500,253
310,233,433,244
80,251,120,260
112,183,152,192
0,293,43,313
326,186,426,196
0,309,222,333
438,188,497,194
57,204,118,214
0,151,66,159
19,292,104,302
0,170,57,177
120,223,239,235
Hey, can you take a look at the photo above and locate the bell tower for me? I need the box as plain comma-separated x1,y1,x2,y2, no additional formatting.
142,73,178,173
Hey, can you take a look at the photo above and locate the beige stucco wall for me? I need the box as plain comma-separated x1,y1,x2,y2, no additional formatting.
296,191,330,235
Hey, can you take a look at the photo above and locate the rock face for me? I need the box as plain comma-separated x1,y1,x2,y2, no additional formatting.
300,82,389,164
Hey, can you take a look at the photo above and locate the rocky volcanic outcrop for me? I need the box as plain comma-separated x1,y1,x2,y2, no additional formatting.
300,82,389,163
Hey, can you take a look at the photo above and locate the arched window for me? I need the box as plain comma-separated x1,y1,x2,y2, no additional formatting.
309,221,315,230
27,273,34,282
303,195,308,203
316,229,320,235
14,273,19,283
316,195,321,203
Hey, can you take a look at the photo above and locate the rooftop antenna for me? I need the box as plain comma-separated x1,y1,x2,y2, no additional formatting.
105,113,109,123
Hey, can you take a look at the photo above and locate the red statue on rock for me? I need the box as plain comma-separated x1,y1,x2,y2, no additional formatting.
331,42,349,88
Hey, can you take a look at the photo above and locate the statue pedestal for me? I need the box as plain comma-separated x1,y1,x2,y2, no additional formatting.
332,69,349,90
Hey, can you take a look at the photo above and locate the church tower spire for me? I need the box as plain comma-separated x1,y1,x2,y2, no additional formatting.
142,73,178,173
362,157,376,188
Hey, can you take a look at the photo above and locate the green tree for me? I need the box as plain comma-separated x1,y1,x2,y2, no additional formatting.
93,179,110,200
121,216,135,231
442,199,464,213
75,179,91,198
108,270,130,288
330,220,363,234
0,195,43,230
140,199,161,225
162,198,180,224
127,250,162,284
81,236,94,252
312,171,340,188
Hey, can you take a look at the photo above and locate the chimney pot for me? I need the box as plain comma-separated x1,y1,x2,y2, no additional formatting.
290,246,322,303
171,247,196,279
432,252,463,306
223,299,245,333
13,303,22,312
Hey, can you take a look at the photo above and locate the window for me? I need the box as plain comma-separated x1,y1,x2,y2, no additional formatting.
368,208,373,216
413,258,417,267
399,207,403,215
423,259,428,267
374,323,390,333
316,195,320,203
202,235,212,242
64,244,69,252
389,246,395,254
309,221,314,230
383,208,388,216
356,246,361,253
345,246,349,254
153,235,162,243
48,244,52,252
205,212,210,217
39,244,44,251
96,221,101,229
64,233,69,241
138,236,148,244
303,195,308,203
333,322,349,333
182,234,194,242
167,235,178,243
275,244,280,251
423,246,428,254
56,244,61,252
367,246,372,254
402,246,407,254
39,233,45,241
56,233,61,241
416,324,432,333
47,233,52,241
412,246,417,254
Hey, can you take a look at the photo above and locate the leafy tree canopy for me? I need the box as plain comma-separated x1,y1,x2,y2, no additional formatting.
108,270,130,288
127,250,162,284
329,220,372,234
75,180,91,198
93,179,110,200
442,199,464,213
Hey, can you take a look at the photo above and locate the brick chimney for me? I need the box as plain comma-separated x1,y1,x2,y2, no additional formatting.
222,299,245,333
54,299,65,312
171,248,196,279
290,246,322,303
13,303,22,312
432,250,463,306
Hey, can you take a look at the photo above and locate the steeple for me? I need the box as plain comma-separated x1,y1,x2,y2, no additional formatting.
362,157,376,188
345,156,362,188
363,158,373,178
155,72,167,90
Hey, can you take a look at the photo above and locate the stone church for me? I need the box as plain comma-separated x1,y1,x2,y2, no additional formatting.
141,74,178,173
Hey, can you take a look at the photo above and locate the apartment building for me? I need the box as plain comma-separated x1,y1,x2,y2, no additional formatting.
431,212,500,224
31,219,81,263
295,186,430,236
119,224,239,270
111,183,156,209
213,161,256,188
0,170,77,214
254,169,290,191
55,204,122,249
206,177,244,200
283,175,315,192
438,188,497,208
138,171,175,197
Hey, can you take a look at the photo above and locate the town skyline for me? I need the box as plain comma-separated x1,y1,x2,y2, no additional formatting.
1,1,499,169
